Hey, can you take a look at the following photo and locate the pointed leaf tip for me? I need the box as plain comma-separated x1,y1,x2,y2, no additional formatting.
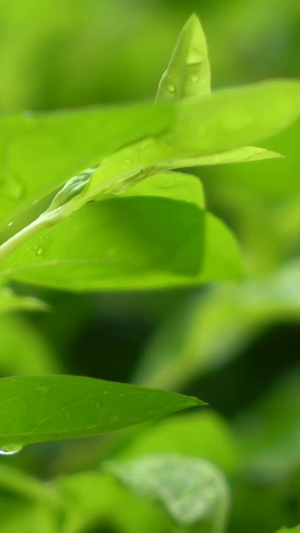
156,12,211,102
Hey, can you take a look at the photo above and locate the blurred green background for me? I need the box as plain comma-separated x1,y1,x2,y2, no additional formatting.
1,0,300,532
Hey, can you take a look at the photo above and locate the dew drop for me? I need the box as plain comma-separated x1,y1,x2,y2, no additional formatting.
167,82,176,93
8,222,13,227
36,247,44,256
33,244,38,251
0,445,22,456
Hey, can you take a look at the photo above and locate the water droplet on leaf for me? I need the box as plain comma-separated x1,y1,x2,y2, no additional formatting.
0,445,22,456
36,247,43,256
167,82,176,93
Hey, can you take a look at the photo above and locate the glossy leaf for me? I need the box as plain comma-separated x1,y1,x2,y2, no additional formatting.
0,177,241,291
107,454,230,532
0,101,172,227
156,13,211,101
0,375,203,448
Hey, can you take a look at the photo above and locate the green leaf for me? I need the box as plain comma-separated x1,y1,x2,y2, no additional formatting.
107,454,230,533
0,188,241,291
0,315,59,376
0,101,172,227
89,81,300,197
156,13,211,102
0,288,48,313
0,375,203,449
160,146,283,170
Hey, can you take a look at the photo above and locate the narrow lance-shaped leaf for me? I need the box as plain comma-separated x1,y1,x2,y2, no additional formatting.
156,13,211,102
0,375,203,450
107,454,230,533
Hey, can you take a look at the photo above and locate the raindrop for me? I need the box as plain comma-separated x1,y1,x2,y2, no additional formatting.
8,222,13,227
0,445,22,456
167,82,176,93
36,247,44,256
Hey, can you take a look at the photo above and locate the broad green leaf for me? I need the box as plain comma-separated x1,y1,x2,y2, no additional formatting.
160,146,283,170
156,13,211,101
0,182,241,291
117,411,238,475
0,315,59,376
89,81,300,197
277,524,300,533
0,101,172,227
0,375,203,449
107,454,230,533
0,288,48,313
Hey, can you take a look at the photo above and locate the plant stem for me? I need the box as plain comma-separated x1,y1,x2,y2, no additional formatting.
0,212,58,263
